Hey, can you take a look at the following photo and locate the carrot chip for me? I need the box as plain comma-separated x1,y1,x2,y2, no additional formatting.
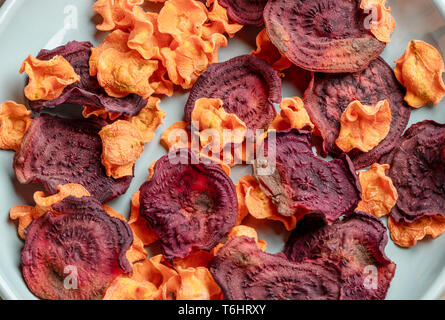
129,97,166,143
357,163,398,218
20,55,80,101
0,101,32,151
204,0,243,39
336,99,391,153
360,0,395,43
269,97,314,131
394,40,445,108
129,190,158,246
82,106,121,121
99,120,145,179
93,0,142,31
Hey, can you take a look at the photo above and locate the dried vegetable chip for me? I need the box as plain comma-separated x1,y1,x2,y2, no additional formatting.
253,129,361,223
21,196,133,300
13,114,132,203
335,100,391,153
99,120,145,179
380,120,445,223
93,0,142,31
304,57,411,169
269,97,314,132
139,149,238,260
82,106,121,121
360,0,395,43
219,0,268,27
210,236,343,300
204,0,243,38
28,41,147,117
129,97,165,143
213,225,267,253
129,190,159,246
263,0,386,73
0,101,32,151
185,54,281,131
284,211,396,300
20,55,80,101
356,163,398,218
394,40,445,108
160,121,191,151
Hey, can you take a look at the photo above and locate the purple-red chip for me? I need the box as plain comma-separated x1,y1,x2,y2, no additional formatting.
263,0,386,73
219,0,268,27
284,211,396,300
253,129,361,223
21,196,133,300
184,54,281,131
13,114,132,203
28,41,147,117
209,236,343,300
304,57,412,169
381,120,445,223
139,149,238,260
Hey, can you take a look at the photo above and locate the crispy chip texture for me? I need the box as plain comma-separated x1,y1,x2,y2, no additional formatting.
160,121,190,151
285,212,396,300
99,120,145,179
394,40,445,108
204,0,243,38
269,97,314,132
336,100,391,153
213,225,267,253
0,101,32,151
20,55,80,101
129,97,166,143
129,190,159,246
388,215,445,247
22,196,133,300
251,29,292,73
357,163,398,218
360,0,395,43
219,0,268,27
93,0,140,31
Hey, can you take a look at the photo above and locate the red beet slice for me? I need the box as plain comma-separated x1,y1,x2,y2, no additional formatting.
139,149,238,260
21,196,133,300
263,0,386,73
380,120,445,223
209,236,343,300
28,41,147,117
219,0,268,27
13,114,132,203
304,57,412,169
284,211,396,300
253,129,361,223
184,54,281,131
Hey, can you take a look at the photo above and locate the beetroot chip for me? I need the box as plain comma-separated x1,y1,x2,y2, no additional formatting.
184,54,281,131
253,129,361,223
381,120,445,223
139,149,238,260
284,211,396,300
28,41,147,117
304,57,412,169
21,196,133,300
219,0,268,27
263,0,386,73
210,236,343,300
13,114,132,203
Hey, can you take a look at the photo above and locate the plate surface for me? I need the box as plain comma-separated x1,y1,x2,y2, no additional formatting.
0,0,445,300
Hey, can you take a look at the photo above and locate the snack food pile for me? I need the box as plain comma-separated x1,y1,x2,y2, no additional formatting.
1,0,445,300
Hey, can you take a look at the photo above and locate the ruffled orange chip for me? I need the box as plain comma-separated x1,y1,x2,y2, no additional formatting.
269,97,314,132
213,225,267,254
10,184,90,239
388,215,445,248
129,190,159,246
82,106,121,121
203,0,243,39
251,28,292,73
160,121,190,152
99,120,145,179
394,40,445,108
96,48,158,99
103,278,159,300
360,0,395,43
357,163,398,218
336,99,391,153
191,98,247,151
0,101,32,151
20,55,80,101
129,97,166,143
93,0,141,31
174,250,215,269
173,266,222,300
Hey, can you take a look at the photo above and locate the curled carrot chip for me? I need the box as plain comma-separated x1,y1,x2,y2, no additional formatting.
9,206,36,239
191,98,247,151
336,99,391,153
174,250,215,269
20,55,80,101
360,0,395,43
129,190,159,246
103,278,159,300
99,120,145,179
96,48,158,99
173,266,222,300
203,0,243,39
394,40,445,108
129,97,166,143
82,106,121,121
388,215,445,247
160,121,190,152
357,163,398,218
93,0,140,31
0,101,32,151
251,28,292,73
269,97,314,131
213,224,267,254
